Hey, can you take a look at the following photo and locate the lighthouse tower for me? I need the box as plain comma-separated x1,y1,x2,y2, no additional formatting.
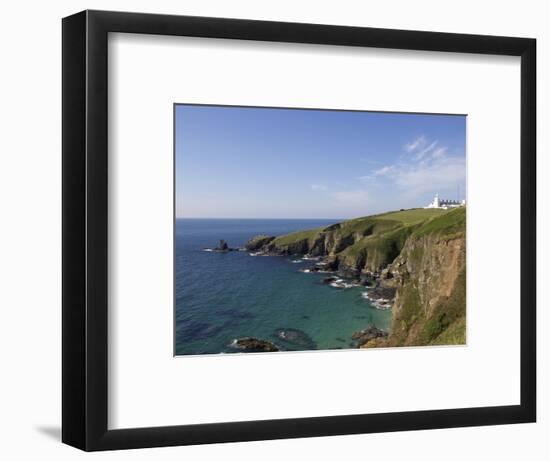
424,193,442,209
424,192,465,209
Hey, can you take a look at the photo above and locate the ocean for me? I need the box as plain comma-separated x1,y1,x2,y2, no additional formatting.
175,218,392,355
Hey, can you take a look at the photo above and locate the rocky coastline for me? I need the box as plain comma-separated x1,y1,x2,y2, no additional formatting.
280,250,397,311
205,207,466,350
240,207,466,348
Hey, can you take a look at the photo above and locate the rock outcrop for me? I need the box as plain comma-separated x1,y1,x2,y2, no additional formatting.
204,239,239,252
352,326,389,347
216,239,229,251
231,337,279,352
244,235,275,252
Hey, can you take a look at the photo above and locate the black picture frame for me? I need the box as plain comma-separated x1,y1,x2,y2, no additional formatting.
62,10,536,451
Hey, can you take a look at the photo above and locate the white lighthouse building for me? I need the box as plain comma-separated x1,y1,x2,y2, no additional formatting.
424,193,465,210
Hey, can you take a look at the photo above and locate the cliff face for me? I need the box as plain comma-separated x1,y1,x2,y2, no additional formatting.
246,207,466,347
247,214,418,275
383,230,466,346
360,208,466,347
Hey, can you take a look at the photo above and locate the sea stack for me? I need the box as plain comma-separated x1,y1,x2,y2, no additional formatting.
216,239,229,251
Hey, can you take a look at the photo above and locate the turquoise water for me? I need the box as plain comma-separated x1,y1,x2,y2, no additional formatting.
175,219,392,355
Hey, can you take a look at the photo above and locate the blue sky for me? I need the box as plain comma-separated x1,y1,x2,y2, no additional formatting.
175,104,466,219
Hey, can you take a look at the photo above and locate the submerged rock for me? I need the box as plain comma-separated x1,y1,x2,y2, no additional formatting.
217,308,255,321
231,337,279,352
351,326,389,347
274,328,317,350
176,321,225,342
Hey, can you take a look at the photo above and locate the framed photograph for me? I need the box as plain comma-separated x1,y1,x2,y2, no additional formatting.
62,10,536,451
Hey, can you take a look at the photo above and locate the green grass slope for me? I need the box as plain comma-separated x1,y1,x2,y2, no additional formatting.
375,208,449,224
412,206,466,237
262,208,462,266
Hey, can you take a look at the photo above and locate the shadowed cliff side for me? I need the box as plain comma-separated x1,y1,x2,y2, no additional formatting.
367,209,466,347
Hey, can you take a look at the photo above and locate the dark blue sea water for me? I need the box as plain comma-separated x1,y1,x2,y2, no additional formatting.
175,219,392,355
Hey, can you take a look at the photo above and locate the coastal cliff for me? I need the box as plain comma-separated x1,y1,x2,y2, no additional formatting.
369,208,466,347
246,207,466,347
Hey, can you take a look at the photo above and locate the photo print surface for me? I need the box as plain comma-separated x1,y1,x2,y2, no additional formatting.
175,104,466,356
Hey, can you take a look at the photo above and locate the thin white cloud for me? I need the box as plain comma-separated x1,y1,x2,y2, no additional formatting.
359,136,464,199
332,189,369,204
431,146,447,159
390,157,465,197
414,140,438,160
357,165,394,182
373,165,395,176
310,184,327,191
328,135,464,215
405,135,426,153
405,135,439,161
